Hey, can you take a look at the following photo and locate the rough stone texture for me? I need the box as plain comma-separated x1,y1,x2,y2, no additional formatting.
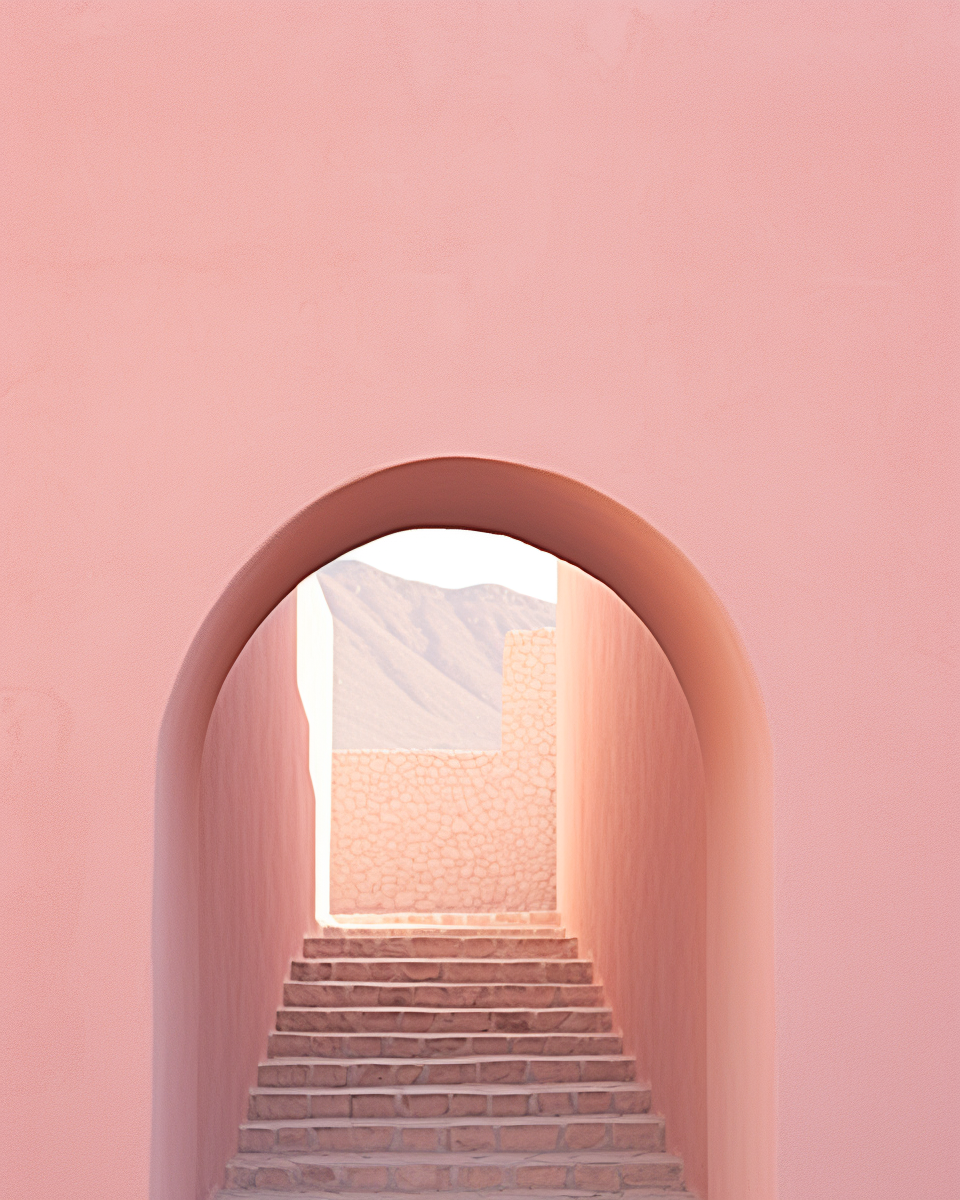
331,630,556,913
217,915,688,1196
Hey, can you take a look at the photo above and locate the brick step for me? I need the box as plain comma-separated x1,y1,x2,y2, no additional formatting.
276,1007,615,1035
259,1054,637,1088
239,1112,666,1155
314,927,567,941
249,1080,651,1119
291,957,594,984
332,912,563,927
283,981,604,1009
220,914,690,1197
223,1149,685,1193
219,1191,687,1199
304,936,578,960
267,1031,625,1060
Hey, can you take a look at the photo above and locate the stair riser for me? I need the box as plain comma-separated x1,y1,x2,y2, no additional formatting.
249,1088,651,1120
334,912,562,927
304,938,578,960
291,959,593,984
259,1056,636,1088
324,927,565,939
219,1192,686,1200
277,1009,613,1035
224,1160,684,1192
221,911,690,1198
267,1033,624,1059
284,982,604,1009
239,1118,665,1155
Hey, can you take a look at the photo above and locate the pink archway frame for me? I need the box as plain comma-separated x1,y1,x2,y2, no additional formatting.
153,455,775,1199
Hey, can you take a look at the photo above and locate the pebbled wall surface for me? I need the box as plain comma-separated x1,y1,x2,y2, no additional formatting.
330,629,556,913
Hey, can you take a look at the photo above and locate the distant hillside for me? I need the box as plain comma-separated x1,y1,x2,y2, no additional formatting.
316,560,556,750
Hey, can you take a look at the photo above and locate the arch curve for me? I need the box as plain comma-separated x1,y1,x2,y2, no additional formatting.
153,455,774,1199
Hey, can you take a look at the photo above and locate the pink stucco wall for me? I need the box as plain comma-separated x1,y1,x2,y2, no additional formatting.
331,630,556,913
557,562,707,1195
2,5,956,1200
196,593,315,1199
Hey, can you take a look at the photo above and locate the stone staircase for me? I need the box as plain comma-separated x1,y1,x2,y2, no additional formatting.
218,912,688,1198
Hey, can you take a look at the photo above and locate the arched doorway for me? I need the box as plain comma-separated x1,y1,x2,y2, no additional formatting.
153,456,774,1200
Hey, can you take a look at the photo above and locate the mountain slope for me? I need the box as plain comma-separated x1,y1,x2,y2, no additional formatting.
316,560,556,749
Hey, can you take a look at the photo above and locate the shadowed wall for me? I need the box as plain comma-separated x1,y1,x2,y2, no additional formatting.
557,563,707,1196
198,594,316,1199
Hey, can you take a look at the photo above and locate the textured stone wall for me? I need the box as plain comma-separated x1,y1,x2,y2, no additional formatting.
330,629,556,913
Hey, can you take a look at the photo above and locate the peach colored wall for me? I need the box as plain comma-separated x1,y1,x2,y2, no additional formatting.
197,593,315,1199
2,5,956,1200
330,630,556,913
557,562,708,1196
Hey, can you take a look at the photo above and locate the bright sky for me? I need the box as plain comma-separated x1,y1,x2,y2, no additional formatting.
337,529,558,603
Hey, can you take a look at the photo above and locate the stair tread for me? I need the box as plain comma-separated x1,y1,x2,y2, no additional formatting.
276,1009,614,1035
268,1031,623,1043
258,1054,636,1082
251,1081,646,1096
284,994,603,1011
304,937,579,956
309,936,571,940
281,1006,612,1014
307,936,573,945
220,1191,686,1199
332,912,562,922
277,1008,614,1031
286,981,600,990
243,1113,662,1128
267,1032,625,1053
284,984,602,1001
326,921,563,927
276,1015,614,1036
269,1034,621,1041
262,1055,635,1066
227,1150,682,1166
316,928,566,937
290,959,594,983
295,957,592,964
315,932,573,939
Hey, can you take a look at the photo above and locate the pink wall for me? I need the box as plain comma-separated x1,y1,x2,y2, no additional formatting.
557,563,707,1196
2,5,956,1200
331,629,557,914
196,593,315,1198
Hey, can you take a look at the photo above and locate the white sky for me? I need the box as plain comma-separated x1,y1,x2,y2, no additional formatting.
336,529,558,603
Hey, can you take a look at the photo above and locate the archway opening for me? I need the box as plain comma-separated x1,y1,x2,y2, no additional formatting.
152,456,774,1200
313,528,559,919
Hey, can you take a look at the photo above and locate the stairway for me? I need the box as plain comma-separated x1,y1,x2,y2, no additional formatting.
219,912,688,1197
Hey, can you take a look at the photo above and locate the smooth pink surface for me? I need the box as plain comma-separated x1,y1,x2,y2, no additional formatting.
557,563,707,1196
197,594,315,1198
1,4,957,1200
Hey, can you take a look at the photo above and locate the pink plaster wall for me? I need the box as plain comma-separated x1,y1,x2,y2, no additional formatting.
196,593,315,1198
557,562,707,1195
331,629,556,913
2,5,956,1200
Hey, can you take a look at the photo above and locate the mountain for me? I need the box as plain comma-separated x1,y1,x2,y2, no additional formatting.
316,560,556,750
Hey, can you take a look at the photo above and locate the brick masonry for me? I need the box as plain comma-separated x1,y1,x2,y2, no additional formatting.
330,629,556,913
